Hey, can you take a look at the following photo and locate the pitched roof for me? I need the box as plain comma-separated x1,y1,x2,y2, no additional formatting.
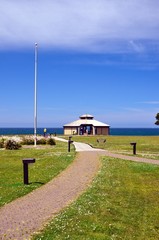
80,114,94,119
64,115,110,127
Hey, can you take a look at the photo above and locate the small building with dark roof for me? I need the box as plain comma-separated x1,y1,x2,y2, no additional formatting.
63,114,110,135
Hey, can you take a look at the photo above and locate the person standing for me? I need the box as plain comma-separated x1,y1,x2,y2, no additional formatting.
44,128,47,137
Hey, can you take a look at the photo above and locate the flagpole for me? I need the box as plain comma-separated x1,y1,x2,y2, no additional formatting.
34,43,38,146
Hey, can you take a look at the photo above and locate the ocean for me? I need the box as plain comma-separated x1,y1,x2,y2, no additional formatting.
0,128,159,136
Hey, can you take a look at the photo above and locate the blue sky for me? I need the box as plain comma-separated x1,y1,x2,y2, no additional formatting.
0,0,159,128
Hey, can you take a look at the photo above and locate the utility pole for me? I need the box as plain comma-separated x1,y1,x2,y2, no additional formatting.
34,43,38,146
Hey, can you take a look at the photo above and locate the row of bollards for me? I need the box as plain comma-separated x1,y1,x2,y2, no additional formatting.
68,137,137,154
22,138,136,185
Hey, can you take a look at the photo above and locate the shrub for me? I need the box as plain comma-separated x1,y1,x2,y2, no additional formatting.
5,140,21,150
21,137,34,145
0,138,5,148
37,138,47,145
47,138,56,145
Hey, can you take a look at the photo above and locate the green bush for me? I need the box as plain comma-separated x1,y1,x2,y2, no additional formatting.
47,138,56,145
15,136,56,146
37,138,47,145
5,140,21,150
0,138,5,148
21,137,34,145
21,137,53,145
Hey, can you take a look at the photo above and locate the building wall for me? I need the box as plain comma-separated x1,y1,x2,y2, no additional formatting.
96,127,109,135
64,126,110,135
64,127,77,135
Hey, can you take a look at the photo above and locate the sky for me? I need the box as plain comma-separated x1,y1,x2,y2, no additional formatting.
0,0,159,128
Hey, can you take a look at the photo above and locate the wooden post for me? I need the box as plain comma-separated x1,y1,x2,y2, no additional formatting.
22,159,35,184
130,142,137,155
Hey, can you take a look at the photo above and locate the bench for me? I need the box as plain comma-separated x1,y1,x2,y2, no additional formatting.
97,138,106,144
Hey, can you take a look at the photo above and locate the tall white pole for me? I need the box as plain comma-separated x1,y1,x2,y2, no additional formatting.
34,43,38,146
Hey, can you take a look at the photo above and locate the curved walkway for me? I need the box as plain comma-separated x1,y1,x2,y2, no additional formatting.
0,150,101,240
101,151,159,165
54,137,105,152
1,139,159,240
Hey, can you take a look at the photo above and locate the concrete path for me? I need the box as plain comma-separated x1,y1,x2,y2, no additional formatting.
54,137,104,152
53,137,68,143
54,138,159,165
73,141,104,152
101,151,159,165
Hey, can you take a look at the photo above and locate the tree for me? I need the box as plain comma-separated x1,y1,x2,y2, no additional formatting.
155,113,159,125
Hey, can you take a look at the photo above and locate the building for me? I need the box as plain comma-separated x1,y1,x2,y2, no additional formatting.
63,114,110,135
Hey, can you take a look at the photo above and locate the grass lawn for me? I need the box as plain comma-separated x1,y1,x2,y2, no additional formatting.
65,135,159,160
1,135,159,239
33,156,159,240
0,141,75,207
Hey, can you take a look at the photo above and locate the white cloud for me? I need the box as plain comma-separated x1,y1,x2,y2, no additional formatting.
129,41,145,53
120,107,143,112
139,101,159,105
0,0,159,52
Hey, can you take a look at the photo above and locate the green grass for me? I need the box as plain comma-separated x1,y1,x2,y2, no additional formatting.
66,135,159,160
1,135,159,239
33,156,159,240
0,141,75,207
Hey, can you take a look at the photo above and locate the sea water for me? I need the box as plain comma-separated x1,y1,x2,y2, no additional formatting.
0,128,159,136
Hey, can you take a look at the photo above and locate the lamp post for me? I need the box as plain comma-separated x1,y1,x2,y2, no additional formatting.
34,43,38,146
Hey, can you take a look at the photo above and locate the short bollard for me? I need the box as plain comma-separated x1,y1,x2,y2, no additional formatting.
68,136,73,152
130,142,137,155
22,158,35,184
